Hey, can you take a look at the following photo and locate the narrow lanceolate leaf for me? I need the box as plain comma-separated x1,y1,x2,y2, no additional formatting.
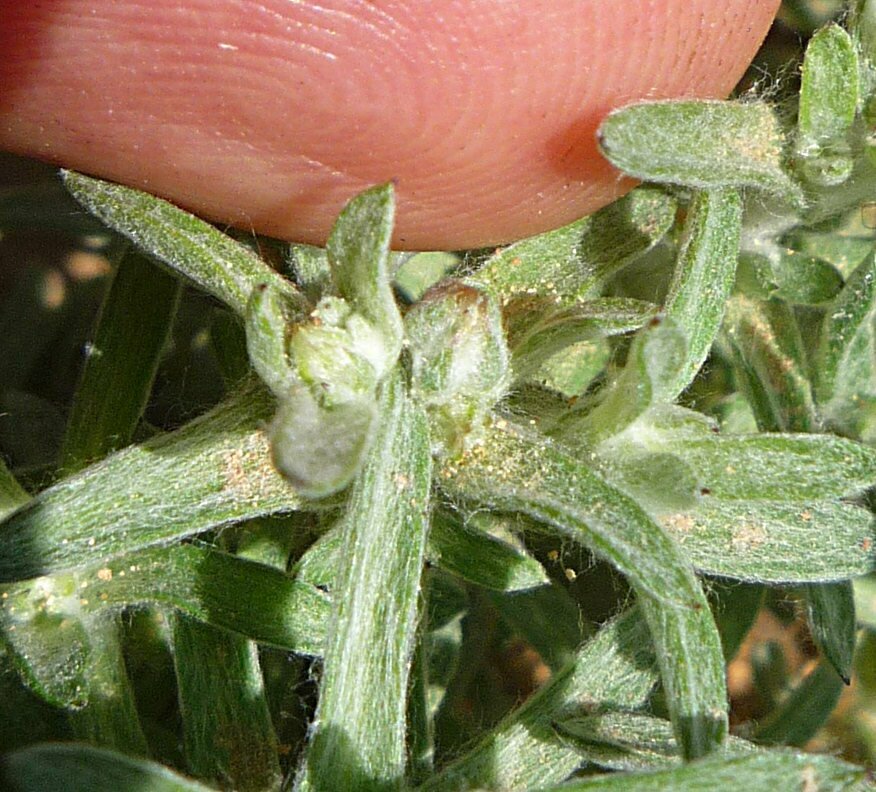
62,170,306,319
662,189,742,399
736,251,843,306
816,252,876,438
442,418,697,608
637,594,727,761
326,182,403,372
441,418,727,759
85,544,327,653
1,744,218,792
796,23,858,186
172,616,282,791
469,186,676,306
0,381,306,583
753,660,845,747
0,544,330,659
554,712,757,773
61,252,181,472
428,512,548,592
598,100,803,205
300,373,431,792
535,751,865,792
806,581,856,683
660,499,876,583
710,581,765,662
723,295,818,433
639,431,876,501
294,512,548,593
423,608,659,792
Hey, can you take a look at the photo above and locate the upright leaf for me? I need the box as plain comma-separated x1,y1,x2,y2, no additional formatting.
662,189,742,399
60,252,181,472
535,750,864,791
326,182,402,376
806,581,857,683
172,615,281,791
815,252,876,439
795,23,858,186
299,373,431,791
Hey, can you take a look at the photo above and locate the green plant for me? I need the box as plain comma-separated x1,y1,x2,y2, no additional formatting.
3,2,876,790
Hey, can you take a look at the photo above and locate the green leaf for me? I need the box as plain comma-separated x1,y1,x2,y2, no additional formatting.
443,419,697,609
736,251,843,306
62,170,305,319
796,23,858,187
294,512,548,594
662,189,742,399
0,458,29,520
594,451,700,517
753,660,845,747
554,712,756,773
299,372,431,792
0,544,330,657
508,298,656,385
804,581,856,683
428,512,549,592
326,182,403,378
0,381,306,582
423,608,658,791
441,418,727,759
394,251,459,303
286,242,332,303
66,611,149,755
815,252,876,438
709,581,765,661
598,100,803,205
102,544,330,654
536,338,612,398
557,317,687,446
660,499,875,583
633,431,876,501
637,595,727,761
723,296,818,432
535,750,864,791
243,282,297,397
171,615,282,791
487,582,584,671
781,229,874,280
61,252,181,473
1,743,218,792
469,186,676,306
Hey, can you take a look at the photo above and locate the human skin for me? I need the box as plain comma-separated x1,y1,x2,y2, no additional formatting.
0,1,781,250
